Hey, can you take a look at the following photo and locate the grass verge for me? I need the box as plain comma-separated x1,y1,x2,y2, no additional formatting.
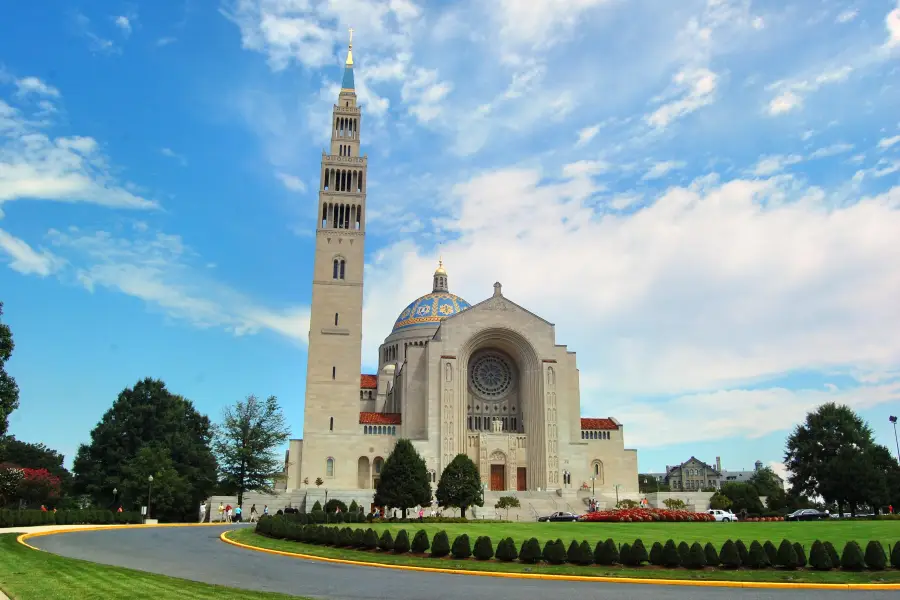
0,533,303,600
227,528,900,585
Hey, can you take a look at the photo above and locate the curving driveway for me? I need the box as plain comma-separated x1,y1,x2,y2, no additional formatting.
30,525,893,600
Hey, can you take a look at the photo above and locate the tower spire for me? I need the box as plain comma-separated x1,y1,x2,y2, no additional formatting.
433,257,448,292
341,27,355,90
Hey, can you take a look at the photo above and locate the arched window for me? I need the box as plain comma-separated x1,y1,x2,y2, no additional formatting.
333,259,339,279
334,312,339,326
332,366,336,380
373,457,384,475
326,457,335,477
340,259,346,279
329,416,334,431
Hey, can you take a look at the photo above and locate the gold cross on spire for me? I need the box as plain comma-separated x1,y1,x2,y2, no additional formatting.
345,27,354,66
348,27,354,47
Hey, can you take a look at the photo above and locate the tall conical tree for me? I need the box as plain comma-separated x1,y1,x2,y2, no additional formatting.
435,453,483,517
373,438,431,518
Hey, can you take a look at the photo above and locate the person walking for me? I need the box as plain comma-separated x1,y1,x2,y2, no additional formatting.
225,504,233,523
217,502,225,523
199,502,207,523
249,504,258,522
234,505,242,522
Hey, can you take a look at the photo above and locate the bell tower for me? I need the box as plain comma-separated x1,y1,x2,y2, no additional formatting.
299,28,367,489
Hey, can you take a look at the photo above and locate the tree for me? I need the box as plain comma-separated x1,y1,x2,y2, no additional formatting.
784,402,875,515
213,394,290,505
709,491,732,510
720,482,764,514
662,497,686,510
494,495,520,519
0,437,72,493
373,438,431,517
638,474,669,493
72,378,217,522
0,302,20,438
749,466,786,511
435,453,483,518
16,468,61,507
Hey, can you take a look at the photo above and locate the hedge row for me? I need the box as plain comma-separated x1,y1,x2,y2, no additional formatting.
256,516,900,571
0,509,142,527
281,510,496,525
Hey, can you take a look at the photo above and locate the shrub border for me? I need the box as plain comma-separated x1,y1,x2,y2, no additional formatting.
221,529,900,590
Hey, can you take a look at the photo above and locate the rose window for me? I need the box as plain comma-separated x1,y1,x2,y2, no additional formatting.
470,353,513,401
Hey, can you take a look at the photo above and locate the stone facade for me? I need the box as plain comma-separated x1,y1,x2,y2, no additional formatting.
280,39,639,511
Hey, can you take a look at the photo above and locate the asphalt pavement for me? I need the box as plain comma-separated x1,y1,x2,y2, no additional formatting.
30,525,896,600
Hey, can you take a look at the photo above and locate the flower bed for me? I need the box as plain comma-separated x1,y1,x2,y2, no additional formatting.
580,508,715,523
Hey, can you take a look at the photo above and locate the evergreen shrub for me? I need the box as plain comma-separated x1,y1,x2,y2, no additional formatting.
473,536,494,560
411,529,430,553
763,541,778,566
363,528,379,550
891,541,900,569
677,541,690,564
662,540,681,568
824,541,841,568
630,539,648,565
735,539,749,565
649,541,663,566
840,541,865,571
577,540,593,566
519,538,542,564
720,540,740,569
594,538,619,565
543,539,566,565
451,534,472,559
394,530,410,554
431,531,450,557
495,537,518,562
704,542,719,567
864,541,886,571
776,539,799,569
747,541,768,569
793,542,807,568
685,542,706,569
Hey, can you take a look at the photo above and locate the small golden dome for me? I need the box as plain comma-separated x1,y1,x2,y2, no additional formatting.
434,257,447,276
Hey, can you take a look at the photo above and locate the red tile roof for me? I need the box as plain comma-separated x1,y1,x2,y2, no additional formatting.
360,374,378,389
359,412,402,425
581,417,618,430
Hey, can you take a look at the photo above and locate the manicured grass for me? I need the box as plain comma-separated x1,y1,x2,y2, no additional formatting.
0,534,303,600
227,525,900,585
316,519,900,551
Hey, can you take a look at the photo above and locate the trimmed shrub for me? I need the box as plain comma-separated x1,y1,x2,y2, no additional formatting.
310,509,326,524
451,534,472,559
543,539,566,565
685,542,707,569
577,540,593,566
594,538,619,565
411,530,430,553
864,541,886,571
474,536,494,560
662,540,681,568
809,540,832,570
394,529,410,554
363,528,379,550
677,541,690,564
747,541,768,569
891,540,900,569
824,541,841,568
519,537,542,564
566,540,582,564
793,542,807,568
619,542,633,566
339,527,354,546
378,530,394,551
349,500,359,513
763,541,778,566
630,539,648,566
495,537,518,562
312,500,323,511
776,539,799,569
352,528,365,547
841,541,866,571
704,542,719,567
649,541,663,566
735,539,749,566
431,531,450,557
324,499,348,514
720,540,740,569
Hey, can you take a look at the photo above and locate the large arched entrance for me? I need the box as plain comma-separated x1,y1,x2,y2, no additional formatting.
357,456,370,489
489,450,507,491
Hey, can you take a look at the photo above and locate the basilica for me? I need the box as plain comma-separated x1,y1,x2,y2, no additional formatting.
280,35,639,511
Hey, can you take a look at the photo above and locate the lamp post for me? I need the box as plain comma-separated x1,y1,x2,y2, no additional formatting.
614,484,622,506
890,416,899,462
147,475,154,520
590,476,596,496
112,487,117,509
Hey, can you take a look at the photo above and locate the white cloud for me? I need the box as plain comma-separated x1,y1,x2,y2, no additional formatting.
887,3,900,48
766,66,853,116
836,9,858,24
752,154,803,176
160,147,187,167
562,159,610,178
808,143,854,159
768,91,802,116
114,16,132,36
878,135,900,149
15,77,60,98
276,171,306,192
646,68,718,129
575,124,601,148
642,160,686,181
0,228,64,276
491,0,615,48
400,67,452,124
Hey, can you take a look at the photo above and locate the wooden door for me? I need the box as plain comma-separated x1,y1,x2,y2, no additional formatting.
517,467,527,491
490,465,506,491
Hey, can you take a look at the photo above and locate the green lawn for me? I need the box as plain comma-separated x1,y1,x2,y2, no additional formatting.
229,527,900,585
0,534,303,600
314,519,900,551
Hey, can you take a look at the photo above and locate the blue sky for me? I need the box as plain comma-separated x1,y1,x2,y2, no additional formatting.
2,0,899,481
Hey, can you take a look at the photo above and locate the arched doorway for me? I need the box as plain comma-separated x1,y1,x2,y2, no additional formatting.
357,456,370,489
489,450,507,491
372,456,384,488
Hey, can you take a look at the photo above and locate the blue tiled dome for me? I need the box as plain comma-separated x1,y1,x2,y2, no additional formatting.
392,292,471,333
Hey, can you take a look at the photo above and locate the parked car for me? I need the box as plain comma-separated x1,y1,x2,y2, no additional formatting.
537,511,579,522
706,509,738,522
785,508,829,521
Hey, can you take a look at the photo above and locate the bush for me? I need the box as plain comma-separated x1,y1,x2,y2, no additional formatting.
704,542,719,567
824,541,841,568
619,542,633,566
543,539,566,565
775,539,799,569
411,529,430,553
363,528,379,550
495,537,518,562
566,540,582,564
793,542,807,568
0,509,140,527
393,529,410,554
431,531,450,557
349,500,359,513
864,541,886,571
519,537,542,564
735,539,749,565
451,534,472,559
809,540,832,570
685,542,706,569
473,536,494,560
378,530,394,551
677,541,690,564
891,540,900,569
630,539,648,565
309,509,325,524
324,499,348,514
312,500,322,511
747,541,768,569
352,528,365,547
577,540,593,566
662,540,681,568
649,541,663,566
594,538,619,565
720,540,740,569
840,541,866,571
763,541,777,565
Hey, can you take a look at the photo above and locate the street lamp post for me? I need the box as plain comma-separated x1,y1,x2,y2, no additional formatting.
890,416,899,462
112,487,117,510
590,476,595,496
147,475,154,521
614,484,622,506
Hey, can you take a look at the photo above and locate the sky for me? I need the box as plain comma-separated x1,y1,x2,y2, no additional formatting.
1,0,900,483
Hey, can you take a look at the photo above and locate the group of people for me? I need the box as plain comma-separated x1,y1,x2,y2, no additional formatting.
199,502,268,523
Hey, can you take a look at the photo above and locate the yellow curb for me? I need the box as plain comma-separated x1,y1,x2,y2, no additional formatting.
219,530,900,591
16,522,235,552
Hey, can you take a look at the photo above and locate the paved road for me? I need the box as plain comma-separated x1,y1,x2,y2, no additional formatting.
31,525,893,600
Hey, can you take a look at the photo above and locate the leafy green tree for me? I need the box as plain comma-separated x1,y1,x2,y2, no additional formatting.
373,439,431,518
0,302,20,438
213,394,290,505
0,437,72,494
494,495,520,519
435,453,483,517
748,465,787,510
638,474,669,493
123,444,190,519
709,491,732,510
720,482,764,514
72,378,217,521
